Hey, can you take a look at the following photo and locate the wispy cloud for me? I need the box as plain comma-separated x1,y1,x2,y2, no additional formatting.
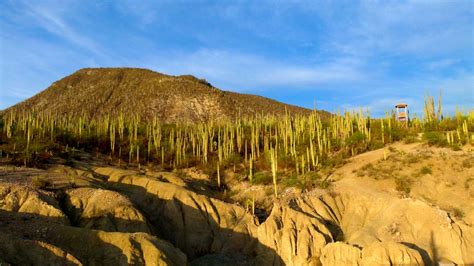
322,1,473,60
142,49,366,90
17,0,114,60
427,59,461,71
0,0,472,115
114,0,162,26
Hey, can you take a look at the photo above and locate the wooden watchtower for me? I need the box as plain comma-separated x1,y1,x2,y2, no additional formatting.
395,103,408,125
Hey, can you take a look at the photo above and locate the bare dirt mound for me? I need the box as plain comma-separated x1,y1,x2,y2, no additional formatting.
320,241,424,265
293,190,473,265
332,142,474,222
63,187,151,233
0,180,186,265
95,167,261,261
0,209,187,265
0,184,68,224
256,203,332,265
0,231,81,265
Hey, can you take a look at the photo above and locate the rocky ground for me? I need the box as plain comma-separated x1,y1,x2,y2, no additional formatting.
0,143,473,265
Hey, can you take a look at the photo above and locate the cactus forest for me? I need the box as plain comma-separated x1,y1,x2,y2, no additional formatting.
1,94,472,197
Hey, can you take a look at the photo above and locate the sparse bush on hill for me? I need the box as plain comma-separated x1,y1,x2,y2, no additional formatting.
462,158,473,169
346,132,367,155
419,166,432,176
253,172,273,185
395,176,413,194
32,176,51,189
449,207,465,219
423,131,448,146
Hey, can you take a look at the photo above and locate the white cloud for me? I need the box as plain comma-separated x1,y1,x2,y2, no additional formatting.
142,49,366,91
427,59,460,70
324,1,473,59
19,1,109,58
1,0,472,115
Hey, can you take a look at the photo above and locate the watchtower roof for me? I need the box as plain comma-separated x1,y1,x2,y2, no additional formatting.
395,103,408,108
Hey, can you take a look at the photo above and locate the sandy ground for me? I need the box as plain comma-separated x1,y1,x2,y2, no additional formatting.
330,142,474,224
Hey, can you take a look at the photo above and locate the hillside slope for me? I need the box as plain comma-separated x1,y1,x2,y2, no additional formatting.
4,68,322,122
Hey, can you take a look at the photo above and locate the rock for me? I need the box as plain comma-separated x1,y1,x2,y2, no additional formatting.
0,184,68,224
320,242,361,266
63,187,151,233
96,167,259,260
360,242,424,265
95,166,474,265
0,231,82,265
293,191,474,265
0,209,187,265
319,241,424,266
256,203,333,265
5,165,466,265
190,253,253,266
98,167,336,265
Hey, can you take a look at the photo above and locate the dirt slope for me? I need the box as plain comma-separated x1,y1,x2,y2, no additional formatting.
2,68,320,122
330,142,474,222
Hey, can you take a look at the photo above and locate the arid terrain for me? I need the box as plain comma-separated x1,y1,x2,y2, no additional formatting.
2,1,473,265
1,68,473,265
3,68,319,123
1,141,472,265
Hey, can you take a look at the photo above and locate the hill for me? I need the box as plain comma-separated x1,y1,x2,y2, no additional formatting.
3,68,323,122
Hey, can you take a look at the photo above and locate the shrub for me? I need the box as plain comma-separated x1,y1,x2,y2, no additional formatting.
319,178,332,189
281,172,324,190
388,146,397,153
387,127,405,142
323,154,346,168
449,207,465,219
253,171,273,185
419,166,432,175
465,177,474,189
368,141,384,150
423,131,448,146
450,145,462,151
32,176,51,189
404,135,418,144
404,154,420,164
303,172,324,190
395,176,412,194
347,132,366,148
282,174,299,187
462,158,472,168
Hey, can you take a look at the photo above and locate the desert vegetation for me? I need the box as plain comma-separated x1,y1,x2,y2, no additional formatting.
1,93,472,196
2,0,473,263
1,89,473,265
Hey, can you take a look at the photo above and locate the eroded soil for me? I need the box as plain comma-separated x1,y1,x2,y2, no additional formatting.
0,143,473,265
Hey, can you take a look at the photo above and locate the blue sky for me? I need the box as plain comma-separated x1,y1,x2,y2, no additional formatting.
0,0,473,117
